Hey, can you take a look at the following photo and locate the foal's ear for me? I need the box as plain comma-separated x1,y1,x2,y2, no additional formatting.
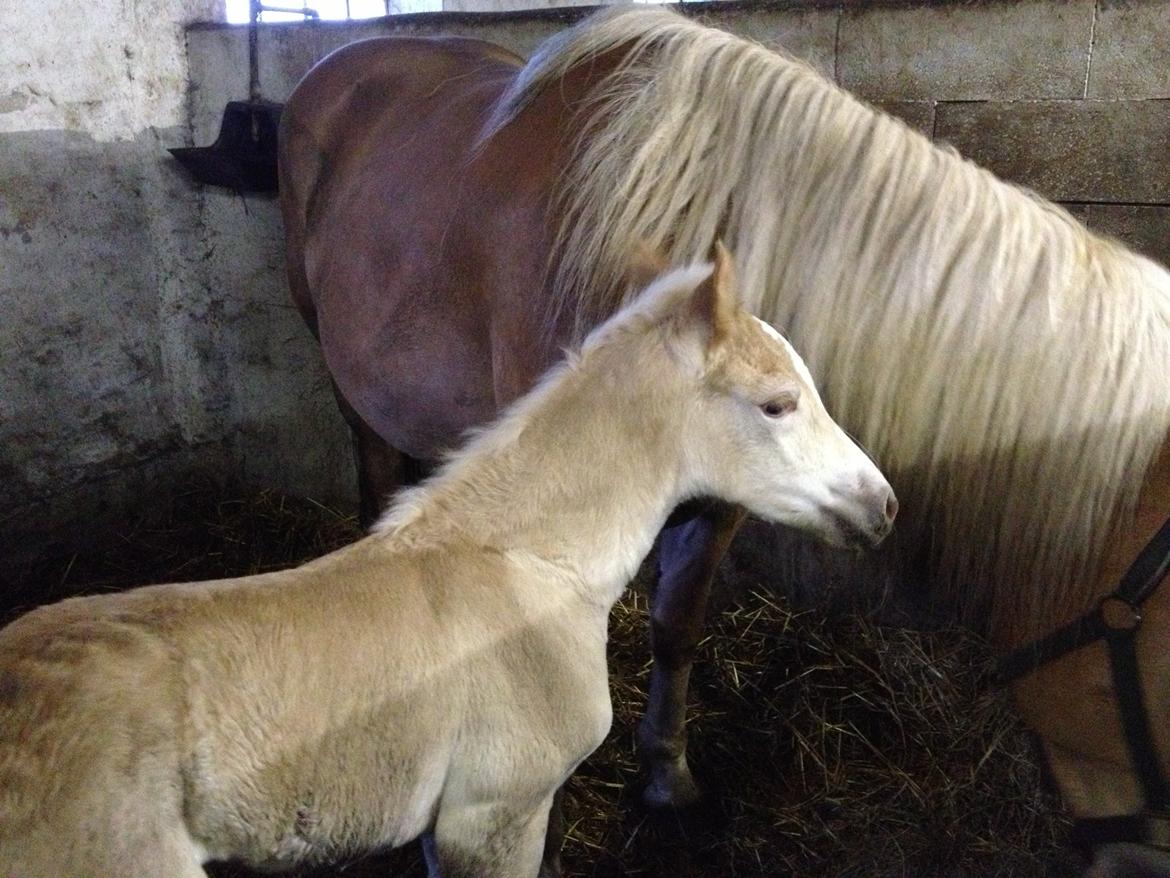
687,240,738,350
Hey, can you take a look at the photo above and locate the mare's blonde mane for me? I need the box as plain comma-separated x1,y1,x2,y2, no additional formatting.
488,6,1170,636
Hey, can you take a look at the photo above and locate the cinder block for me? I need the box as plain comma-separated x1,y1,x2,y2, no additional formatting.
1087,0,1170,99
935,100,1170,203
443,0,596,13
1080,203,1170,269
839,0,1095,100
401,18,566,58
872,100,935,138
705,8,839,80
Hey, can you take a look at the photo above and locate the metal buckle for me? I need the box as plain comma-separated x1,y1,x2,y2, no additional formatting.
1099,595,1142,632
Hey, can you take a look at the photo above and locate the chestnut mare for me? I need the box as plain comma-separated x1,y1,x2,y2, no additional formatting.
278,8,1170,874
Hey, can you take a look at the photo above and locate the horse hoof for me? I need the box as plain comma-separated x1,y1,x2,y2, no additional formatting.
642,760,703,809
1086,843,1170,878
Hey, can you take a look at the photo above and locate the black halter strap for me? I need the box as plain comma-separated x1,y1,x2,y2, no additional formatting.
995,514,1170,852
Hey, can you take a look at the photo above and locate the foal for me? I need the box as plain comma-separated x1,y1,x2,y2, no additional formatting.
0,248,895,878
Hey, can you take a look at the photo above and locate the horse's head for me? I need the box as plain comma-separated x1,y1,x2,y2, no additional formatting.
598,243,897,549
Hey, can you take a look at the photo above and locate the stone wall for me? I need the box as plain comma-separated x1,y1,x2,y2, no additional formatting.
836,0,1170,267
3,0,1167,558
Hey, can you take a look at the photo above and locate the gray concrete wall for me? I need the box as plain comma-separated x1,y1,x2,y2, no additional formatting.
0,0,238,550
3,0,1168,558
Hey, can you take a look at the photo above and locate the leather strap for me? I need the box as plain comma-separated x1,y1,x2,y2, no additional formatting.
993,514,1170,849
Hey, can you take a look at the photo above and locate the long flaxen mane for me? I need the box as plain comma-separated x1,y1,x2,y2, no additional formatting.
486,6,1170,638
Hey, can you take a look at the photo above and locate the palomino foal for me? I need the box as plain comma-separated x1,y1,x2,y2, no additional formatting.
0,248,894,878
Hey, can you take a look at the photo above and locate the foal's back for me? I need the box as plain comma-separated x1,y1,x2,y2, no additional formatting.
0,534,599,874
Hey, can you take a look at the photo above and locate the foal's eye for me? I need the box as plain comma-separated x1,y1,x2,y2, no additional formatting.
760,394,798,418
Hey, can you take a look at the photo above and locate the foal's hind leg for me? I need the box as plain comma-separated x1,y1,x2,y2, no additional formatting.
639,501,746,808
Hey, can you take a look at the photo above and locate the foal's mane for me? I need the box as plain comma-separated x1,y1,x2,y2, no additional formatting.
487,6,1170,637
375,264,713,548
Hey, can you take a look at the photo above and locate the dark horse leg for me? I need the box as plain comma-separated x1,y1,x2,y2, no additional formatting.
639,501,747,808
330,385,424,530
538,786,565,878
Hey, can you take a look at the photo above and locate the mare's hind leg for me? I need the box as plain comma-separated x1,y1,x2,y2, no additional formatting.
351,415,416,529
330,384,424,529
638,501,746,808
425,794,555,878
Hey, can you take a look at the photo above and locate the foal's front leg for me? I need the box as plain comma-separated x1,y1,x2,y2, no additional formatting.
638,501,746,808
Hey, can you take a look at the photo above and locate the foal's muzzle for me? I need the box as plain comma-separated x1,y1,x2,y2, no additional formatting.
829,479,897,548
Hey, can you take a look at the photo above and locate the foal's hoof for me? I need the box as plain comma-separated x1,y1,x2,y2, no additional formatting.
642,757,703,809
1087,844,1170,878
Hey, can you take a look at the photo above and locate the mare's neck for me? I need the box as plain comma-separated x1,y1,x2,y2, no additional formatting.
382,342,691,606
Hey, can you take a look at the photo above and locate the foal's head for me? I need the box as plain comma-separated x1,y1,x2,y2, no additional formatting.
591,243,897,548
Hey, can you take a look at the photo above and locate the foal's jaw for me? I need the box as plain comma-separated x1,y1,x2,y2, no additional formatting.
700,316,897,550
737,446,897,550
794,472,898,549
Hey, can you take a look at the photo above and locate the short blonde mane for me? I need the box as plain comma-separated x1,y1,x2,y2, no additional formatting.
374,263,713,548
489,6,1170,637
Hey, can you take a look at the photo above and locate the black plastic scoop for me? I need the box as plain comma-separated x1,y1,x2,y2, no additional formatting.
170,2,314,193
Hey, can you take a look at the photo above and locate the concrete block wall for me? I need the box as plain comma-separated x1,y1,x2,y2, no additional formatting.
834,0,1170,267
3,0,1168,560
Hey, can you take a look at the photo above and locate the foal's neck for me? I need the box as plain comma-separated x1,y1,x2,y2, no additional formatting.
381,338,690,606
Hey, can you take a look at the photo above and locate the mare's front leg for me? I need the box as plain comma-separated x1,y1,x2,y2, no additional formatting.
639,501,746,808
538,785,565,878
424,794,556,878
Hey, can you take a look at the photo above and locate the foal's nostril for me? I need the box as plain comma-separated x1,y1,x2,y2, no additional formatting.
885,492,898,523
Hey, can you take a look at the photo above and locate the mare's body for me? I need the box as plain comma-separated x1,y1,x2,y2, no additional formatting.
279,10,1170,872
279,37,570,476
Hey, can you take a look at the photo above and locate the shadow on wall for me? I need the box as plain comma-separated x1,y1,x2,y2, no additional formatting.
0,122,357,566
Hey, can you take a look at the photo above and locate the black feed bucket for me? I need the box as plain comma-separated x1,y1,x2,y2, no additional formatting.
170,2,314,193
169,100,283,193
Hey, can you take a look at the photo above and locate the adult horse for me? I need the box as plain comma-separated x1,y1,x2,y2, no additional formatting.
278,7,1170,874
